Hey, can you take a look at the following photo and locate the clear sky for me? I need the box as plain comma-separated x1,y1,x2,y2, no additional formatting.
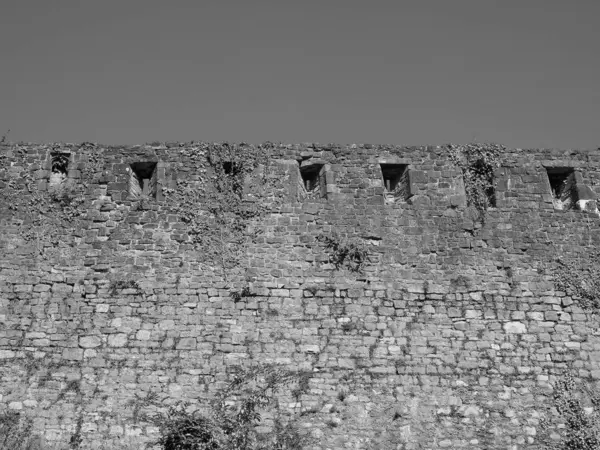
0,0,598,148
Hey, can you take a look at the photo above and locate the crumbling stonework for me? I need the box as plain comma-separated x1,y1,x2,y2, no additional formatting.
2,141,600,449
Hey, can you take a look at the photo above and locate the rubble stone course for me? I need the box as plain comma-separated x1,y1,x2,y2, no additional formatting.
2,141,600,449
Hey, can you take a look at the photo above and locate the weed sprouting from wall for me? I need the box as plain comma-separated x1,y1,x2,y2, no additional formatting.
150,365,312,450
316,231,368,272
165,142,284,275
0,143,96,258
551,251,600,309
0,411,40,450
51,153,70,175
229,285,253,303
447,142,503,223
108,280,141,296
5,141,600,448
154,409,221,450
540,373,600,450
47,182,86,221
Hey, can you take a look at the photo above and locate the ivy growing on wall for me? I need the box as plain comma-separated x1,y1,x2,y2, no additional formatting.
316,231,368,273
149,365,312,450
1,141,285,270
165,142,284,274
0,143,107,259
539,372,600,450
51,152,70,173
551,251,600,309
447,142,504,223
2,147,75,256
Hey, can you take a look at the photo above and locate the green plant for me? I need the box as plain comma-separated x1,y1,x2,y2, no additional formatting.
150,365,311,450
0,412,41,450
340,322,355,333
69,416,83,450
165,143,283,276
0,144,92,258
540,373,600,450
265,308,279,317
131,391,160,423
552,251,600,309
65,380,81,393
450,275,472,291
51,153,70,174
151,408,221,450
56,380,82,403
131,197,152,211
229,286,253,303
48,182,85,213
303,285,318,296
316,231,368,272
259,418,308,450
447,142,504,223
290,371,311,401
108,280,140,296
325,419,339,428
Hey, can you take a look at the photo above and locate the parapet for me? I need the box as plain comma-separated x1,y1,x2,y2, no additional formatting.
2,141,600,449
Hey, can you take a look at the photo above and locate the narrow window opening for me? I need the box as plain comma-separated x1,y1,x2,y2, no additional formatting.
129,162,158,199
50,152,70,186
222,161,242,176
546,167,577,210
380,164,410,201
300,164,324,193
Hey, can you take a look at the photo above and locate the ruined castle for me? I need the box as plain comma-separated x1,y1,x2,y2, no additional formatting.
2,141,600,449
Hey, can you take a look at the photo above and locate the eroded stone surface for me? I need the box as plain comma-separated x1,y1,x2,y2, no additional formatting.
2,142,600,449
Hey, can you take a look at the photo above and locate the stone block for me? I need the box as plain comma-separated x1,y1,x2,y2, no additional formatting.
33,284,51,292
465,310,481,319
107,334,128,347
79,336,102,348
62,348,84,361
447,307,461,318
503,322,527,334
176,338,197,349
136,330,151,341
14,284,33,292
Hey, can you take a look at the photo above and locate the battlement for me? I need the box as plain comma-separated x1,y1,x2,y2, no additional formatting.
2,141,600,210
2,141,600,449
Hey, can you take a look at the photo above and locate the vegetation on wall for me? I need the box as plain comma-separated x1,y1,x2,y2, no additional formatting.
50,153,70,174
447,142,504,222
165,142,284,274
150,365,311,450
540,373,600,450
0,411,39,450
316,231,368,273
5,141,600,449
0,144,91,257
1,141,286,269
108,279,141,296
551,251,600,309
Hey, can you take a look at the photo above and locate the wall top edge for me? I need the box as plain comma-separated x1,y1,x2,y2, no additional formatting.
1,141,600,155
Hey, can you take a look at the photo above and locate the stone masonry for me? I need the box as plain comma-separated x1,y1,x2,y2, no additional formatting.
2,141,600,449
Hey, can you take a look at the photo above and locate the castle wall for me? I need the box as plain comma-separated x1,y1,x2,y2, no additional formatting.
2,142,600,449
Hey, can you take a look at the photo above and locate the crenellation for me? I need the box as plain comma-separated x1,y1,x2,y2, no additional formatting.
2,141,600,448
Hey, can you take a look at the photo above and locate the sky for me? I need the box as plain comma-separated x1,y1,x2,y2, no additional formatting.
0,0,598,149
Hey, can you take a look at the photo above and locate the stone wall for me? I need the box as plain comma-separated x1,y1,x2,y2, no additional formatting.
2,142,600,449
